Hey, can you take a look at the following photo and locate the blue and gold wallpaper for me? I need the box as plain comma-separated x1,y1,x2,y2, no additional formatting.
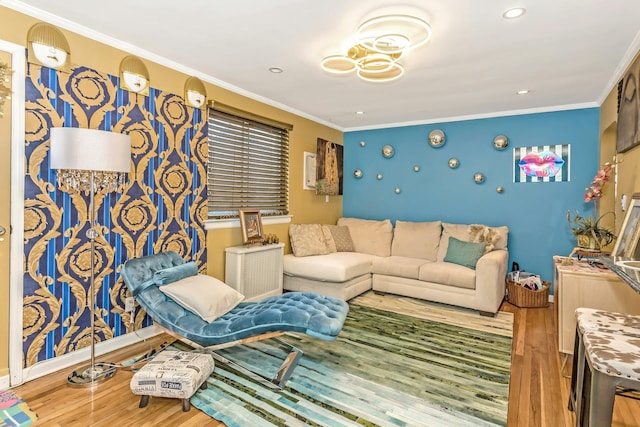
23,64,207,367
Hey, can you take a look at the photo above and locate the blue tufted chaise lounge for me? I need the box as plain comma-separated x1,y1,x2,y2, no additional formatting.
121,251,349,388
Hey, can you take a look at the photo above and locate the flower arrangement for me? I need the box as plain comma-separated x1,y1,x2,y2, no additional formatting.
567,162,617,250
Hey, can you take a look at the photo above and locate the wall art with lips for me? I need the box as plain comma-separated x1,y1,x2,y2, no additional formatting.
513,144,570,183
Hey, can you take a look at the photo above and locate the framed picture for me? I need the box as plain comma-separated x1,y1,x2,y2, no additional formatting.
617,54,640,153
239,209,263,244
612,193,640,261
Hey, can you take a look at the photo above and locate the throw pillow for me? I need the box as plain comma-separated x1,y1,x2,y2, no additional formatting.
443,237,487,270
153,261,199,285
468,224,500,253
159,274,245,322
322,224,355,252
289,224,335,256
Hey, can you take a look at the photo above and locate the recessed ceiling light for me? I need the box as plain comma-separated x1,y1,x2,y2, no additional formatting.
356,111,364,115
517,89,530,95
269,67,283,73
503,7,526,19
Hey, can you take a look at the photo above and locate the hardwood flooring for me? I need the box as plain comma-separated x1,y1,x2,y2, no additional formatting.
11,300,640,426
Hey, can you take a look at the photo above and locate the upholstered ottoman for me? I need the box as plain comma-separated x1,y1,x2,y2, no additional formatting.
130,350,214,411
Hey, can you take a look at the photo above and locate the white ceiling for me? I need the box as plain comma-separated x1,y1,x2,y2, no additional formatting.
6,0,640,131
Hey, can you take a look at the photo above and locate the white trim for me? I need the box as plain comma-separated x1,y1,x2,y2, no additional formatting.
597,28,640,105
1,38,27,388
344,102,599,132
205,215,292,230
1,0,343,132
548,295,554,304
0,375,9,390
15,325,162,385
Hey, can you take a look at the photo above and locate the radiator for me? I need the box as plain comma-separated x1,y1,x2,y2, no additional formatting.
225,243,284,302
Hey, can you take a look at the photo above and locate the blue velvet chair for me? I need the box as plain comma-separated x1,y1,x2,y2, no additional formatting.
121,251,349,388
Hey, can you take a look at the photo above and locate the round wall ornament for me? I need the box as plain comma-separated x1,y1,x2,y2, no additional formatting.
493,135,509,150
448,157,459,169
428,129,446,148
473,172,485,184
382,145,395,158
354,169,363,178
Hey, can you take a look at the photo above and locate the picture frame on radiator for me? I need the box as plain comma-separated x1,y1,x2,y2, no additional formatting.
239,209,263,245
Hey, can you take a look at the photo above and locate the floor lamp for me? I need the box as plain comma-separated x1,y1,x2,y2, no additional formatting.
49,127,131,387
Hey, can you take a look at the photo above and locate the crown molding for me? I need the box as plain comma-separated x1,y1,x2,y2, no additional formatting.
598,27,640,106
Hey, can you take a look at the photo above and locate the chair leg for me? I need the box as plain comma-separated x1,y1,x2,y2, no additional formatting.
569,328,580,411
271,347,303,388
588,370,617,427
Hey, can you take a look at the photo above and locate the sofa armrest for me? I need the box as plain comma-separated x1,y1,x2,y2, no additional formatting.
474,249,509,313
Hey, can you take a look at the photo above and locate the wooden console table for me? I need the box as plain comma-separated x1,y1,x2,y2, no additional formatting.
553,255,640,356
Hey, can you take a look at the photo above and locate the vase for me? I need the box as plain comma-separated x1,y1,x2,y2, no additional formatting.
576,234,599,250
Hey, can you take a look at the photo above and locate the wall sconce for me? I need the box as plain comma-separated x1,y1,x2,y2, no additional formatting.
119,56,150,95
27,22,71,71
184,77,207,109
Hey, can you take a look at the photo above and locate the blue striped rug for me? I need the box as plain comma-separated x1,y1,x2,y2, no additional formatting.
190,295,513,426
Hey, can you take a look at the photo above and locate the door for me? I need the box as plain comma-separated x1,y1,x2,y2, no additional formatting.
0,39,26,387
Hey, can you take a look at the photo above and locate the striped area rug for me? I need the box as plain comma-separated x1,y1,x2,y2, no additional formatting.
191,292,513,426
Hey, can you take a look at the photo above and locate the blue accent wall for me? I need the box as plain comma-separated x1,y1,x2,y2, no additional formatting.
344,108,600,291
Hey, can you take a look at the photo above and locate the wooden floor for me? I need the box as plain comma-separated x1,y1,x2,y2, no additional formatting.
11,300,640,426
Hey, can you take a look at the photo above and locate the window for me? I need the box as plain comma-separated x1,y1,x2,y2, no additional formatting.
207,104,290,219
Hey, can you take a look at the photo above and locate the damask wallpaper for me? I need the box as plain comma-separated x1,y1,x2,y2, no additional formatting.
22,64,207,367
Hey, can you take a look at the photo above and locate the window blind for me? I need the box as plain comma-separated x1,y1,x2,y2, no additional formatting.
208,108,290,218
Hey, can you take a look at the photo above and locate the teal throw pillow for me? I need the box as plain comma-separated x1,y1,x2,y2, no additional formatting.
443,237,486,270
153,261,199,285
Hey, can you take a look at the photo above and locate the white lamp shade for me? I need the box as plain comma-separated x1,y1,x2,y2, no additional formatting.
122,71,148,93
50,127,131,172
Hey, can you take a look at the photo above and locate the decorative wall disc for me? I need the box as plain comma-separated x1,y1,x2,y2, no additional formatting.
493,135,509,150
448,157,459,169
473,172,485,184
382,144,395,158
354,169,363,178
413,165,420,172
394,187,401,194
496,186,505,193
428,129,446,148
376,173,383,180
359,140,366,147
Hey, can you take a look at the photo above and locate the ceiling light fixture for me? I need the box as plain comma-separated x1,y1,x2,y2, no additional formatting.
502,8,526,19
517,89,530,95
269,67,284,74
27,22,71,71
321,14,431,83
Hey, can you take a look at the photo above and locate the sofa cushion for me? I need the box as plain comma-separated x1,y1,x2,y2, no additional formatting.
372,256,430,280
419,261,477,290
391,220,441,261
289,224,335,257
283,252,375,282
443,237,486,269
323,225,355,252
337,217,393,257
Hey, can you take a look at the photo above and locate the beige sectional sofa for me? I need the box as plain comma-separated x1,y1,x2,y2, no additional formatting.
283,217,509,315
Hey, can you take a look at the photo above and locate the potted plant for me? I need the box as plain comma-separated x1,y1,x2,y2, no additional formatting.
567,162,617,251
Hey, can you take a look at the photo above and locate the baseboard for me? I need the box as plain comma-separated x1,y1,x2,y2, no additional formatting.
16,325,162,386
0,374,9,390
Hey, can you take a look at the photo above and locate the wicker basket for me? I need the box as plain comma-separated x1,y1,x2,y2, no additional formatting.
506,279,550,308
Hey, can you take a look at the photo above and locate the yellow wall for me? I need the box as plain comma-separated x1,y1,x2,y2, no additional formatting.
599,50,640,234
0,6,342,377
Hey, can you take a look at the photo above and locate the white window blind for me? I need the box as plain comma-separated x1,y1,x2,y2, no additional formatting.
208,107,290,219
